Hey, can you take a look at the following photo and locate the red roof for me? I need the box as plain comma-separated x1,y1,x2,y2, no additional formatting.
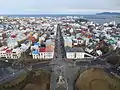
45,46,54,52
3,47,8,51
87,35,92,38
39,47,46,52
11,35,16,38
6,50,12,53
28,36,36,43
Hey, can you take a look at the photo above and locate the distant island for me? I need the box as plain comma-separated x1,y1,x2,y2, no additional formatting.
96,12,120,15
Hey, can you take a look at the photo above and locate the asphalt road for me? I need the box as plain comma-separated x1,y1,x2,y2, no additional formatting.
50,24,77,90
50,24,114,90
0,24,118,90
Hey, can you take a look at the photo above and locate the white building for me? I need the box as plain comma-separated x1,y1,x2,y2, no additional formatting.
32,52,54,60
0,47,21,59
66,47,95,60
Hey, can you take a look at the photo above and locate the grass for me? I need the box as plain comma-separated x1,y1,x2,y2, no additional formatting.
76,68,120,90
0,69,51,90
3,73,27,88
23,69,50,90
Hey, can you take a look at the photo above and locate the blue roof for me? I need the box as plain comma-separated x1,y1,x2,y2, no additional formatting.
32,50,39,54
34,42,40,46
0,25,3,28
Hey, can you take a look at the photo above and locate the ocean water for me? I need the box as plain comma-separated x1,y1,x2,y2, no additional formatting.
3,14,120,24
82,15,120,24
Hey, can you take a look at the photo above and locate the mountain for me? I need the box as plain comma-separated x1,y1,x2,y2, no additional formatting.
96,12,120,15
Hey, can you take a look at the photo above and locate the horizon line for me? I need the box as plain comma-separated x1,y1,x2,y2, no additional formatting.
0,13,96,15
0,11,120,16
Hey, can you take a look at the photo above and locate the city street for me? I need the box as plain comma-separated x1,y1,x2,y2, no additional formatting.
0,24,117,90
50,24,114,90
50,24,79,90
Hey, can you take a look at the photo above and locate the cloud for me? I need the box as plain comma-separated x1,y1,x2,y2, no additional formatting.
66,9,120,12
66,0,120,10
0,0,120,14
24,9,40,12
111,0,120,8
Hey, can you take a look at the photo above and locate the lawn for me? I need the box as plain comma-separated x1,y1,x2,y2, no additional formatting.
76,68,120,90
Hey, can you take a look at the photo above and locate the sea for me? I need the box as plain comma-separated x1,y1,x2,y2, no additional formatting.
3,14,120,24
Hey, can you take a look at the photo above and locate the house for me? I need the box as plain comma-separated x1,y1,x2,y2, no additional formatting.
65,47,95,59
0,46,21,59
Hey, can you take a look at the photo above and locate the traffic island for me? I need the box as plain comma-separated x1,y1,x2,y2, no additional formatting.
23,69,51,90
75,68,120,90
0,69,51,90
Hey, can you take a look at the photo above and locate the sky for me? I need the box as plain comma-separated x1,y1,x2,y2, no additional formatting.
0,0,120,14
